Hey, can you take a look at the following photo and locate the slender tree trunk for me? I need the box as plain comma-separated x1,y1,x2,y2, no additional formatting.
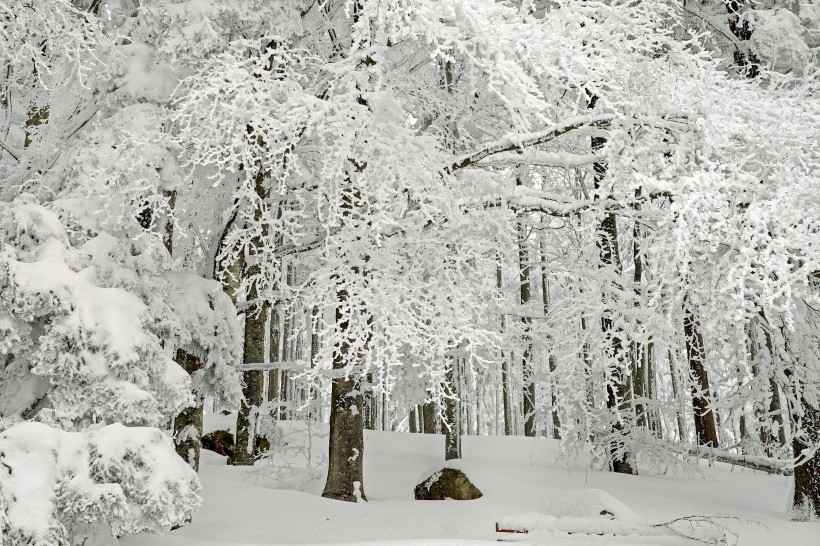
363,373,377,430
517,179,535,437
409,407,419,433
667,349,686,442
590,102,635,474
631,204,648,430
539,237,561,439
444,358,462,460
682,298,720,448
497,260,514,436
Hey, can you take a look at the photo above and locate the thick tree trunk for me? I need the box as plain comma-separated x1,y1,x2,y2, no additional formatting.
234,304,267,465
322,287,367,502
422,400,437,434
173,350,204,472
683,300,720,448
792,397,820,520
234,171,269,465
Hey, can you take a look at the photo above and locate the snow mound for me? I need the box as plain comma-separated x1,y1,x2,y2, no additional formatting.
543,488,641,523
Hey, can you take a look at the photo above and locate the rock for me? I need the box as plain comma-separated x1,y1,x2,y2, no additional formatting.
201,430,235,460
414,467,483,500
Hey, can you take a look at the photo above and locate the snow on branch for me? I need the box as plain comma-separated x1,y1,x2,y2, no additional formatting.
445,114,616,173
478,150,600,168
446,112,691,173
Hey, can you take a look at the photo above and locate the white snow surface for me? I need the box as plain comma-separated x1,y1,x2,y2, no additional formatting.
121,423,818,546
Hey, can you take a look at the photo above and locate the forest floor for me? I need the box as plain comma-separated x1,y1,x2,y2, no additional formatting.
122,415,817,546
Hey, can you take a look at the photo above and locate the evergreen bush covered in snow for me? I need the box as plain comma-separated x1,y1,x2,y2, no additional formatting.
0,422,201,545
0,196,241,540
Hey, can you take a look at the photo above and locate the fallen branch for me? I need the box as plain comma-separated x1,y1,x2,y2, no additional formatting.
669,442,792,475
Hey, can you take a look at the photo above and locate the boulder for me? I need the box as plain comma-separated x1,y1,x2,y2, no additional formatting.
201,430,235,460
415,467,483,500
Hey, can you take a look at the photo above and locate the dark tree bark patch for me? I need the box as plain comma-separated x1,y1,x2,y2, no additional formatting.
202,430,236,461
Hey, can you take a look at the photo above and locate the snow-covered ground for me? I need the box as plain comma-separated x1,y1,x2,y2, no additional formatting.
122,416,817,546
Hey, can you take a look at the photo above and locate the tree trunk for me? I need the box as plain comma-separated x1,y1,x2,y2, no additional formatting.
422,400,437,434
760,324,788,449
497,260,514,436
631,205,648,430
444,358,462,460
792,397,820,520
668,349,686,442
683,299,720,448
539,237,561,439
590,110,635,475
234,171,269,465
233,304,267,465
322,286,367,502
173,350,204,472
517,179,535,437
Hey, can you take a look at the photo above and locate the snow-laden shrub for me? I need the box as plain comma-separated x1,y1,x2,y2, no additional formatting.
0,196,192,427
0,196,241,539
0,422,201,545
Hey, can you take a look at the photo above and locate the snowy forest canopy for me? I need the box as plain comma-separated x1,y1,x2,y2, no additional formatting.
0,0,819,543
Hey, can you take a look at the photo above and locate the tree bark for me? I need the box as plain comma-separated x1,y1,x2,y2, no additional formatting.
683,298,720,448
517,179,535,437
422,400,437,434
233,304,267,465
322,285,367,502
792,398,820,520
497,260,514,436
759,323,788,449
173,350,204,472
668,349,686,442
539,237,561,439
590,107,635,475
234,171,269,465
444,358,462,460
